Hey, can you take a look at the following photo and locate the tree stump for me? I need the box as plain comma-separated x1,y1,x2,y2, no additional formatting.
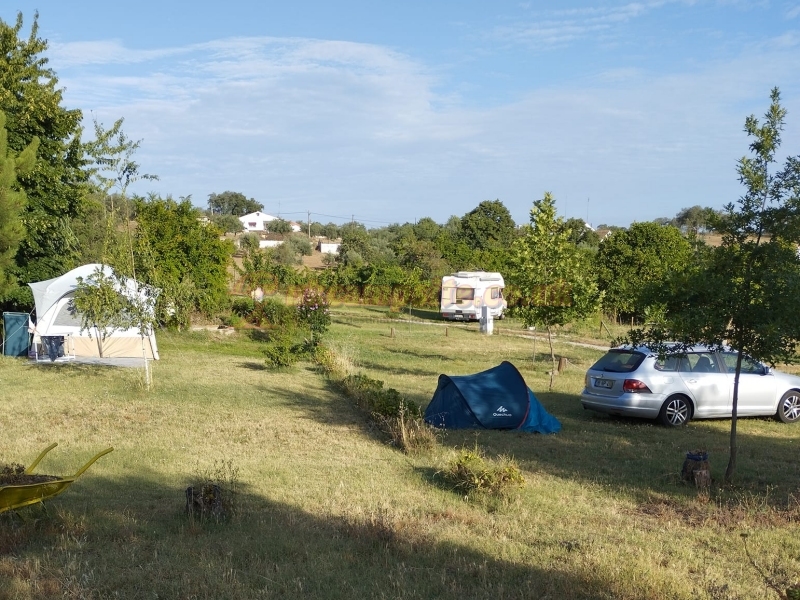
681,451,710,489
557,357,567,373
185,484,225,519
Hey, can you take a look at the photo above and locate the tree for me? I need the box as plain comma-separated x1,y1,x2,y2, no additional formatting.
594,222,693,319
673,205,717,236
561,218,600,248
267,218,292,234
133,196,234,322
459,200,516,252
510,193,602,389
622,88,800,482
0,12,89,286
210,213,244,234
207,191,263,216
0,111,38,297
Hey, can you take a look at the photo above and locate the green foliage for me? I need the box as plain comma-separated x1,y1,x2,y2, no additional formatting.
0,110,38,297
0,13,88,284
231,296,255,318
251,298,296,328
267,218,292,234
594,221,693,317
287,234,313,256
207,191,262,216
459,199,516,252
263,329,300,368
133,196,234,319
339,373,420,418
210,213,244,234
296,288,331,339
439,449,525,498
621,88,800,483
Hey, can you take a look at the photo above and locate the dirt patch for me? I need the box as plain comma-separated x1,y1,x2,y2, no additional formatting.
635,494,800,529
0,464,60,486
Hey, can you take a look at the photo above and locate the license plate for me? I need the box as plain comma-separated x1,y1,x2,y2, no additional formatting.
594,379,613,389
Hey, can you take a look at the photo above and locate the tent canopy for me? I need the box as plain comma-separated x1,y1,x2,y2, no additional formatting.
28,264,159,360
424,361,560,434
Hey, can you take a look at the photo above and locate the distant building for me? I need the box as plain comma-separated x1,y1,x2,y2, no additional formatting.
317,239,341,255
239,211,278,232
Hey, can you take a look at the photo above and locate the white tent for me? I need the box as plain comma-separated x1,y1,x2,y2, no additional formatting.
28,264,159,360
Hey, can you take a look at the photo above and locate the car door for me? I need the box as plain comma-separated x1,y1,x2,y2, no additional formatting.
719,352,777,415
676,352,730,417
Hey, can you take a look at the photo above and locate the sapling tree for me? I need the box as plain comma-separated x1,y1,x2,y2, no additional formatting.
77,118,160,385
510,192,602,389
622,88,800,482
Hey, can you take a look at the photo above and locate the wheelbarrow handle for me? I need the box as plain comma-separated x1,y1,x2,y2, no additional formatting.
25,443,58,475
72,447,114,478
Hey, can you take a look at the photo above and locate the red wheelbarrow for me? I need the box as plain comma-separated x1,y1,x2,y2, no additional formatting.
0,443,113,513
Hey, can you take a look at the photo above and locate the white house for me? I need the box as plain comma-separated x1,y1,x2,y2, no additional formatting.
317,239,341,255
239,211,278,232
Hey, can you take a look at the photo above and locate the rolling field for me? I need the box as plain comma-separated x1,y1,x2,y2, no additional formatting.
1,311,799,599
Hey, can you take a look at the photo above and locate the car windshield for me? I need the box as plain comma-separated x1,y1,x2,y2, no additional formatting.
590,350,645,373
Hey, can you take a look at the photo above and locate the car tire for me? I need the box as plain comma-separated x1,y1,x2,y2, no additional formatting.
658,395,692,427
777,390,800,423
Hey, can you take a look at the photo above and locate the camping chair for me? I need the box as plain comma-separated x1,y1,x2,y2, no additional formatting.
32,333,75,363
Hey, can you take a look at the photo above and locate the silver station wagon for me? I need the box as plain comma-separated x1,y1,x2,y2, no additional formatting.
581,346,800,426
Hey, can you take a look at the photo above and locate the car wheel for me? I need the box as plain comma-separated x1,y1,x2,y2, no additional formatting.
658,395,692,427
777,390,800,423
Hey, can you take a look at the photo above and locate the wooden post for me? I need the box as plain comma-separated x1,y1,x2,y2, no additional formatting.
557,356,567,373
390,327,395,338
445,327,448,337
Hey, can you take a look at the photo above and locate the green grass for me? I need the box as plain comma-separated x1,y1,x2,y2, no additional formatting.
1,319,799,599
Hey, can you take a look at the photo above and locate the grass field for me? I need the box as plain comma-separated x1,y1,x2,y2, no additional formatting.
1,309,799,599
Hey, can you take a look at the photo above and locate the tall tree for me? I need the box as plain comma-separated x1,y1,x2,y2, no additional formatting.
510,193,602,389
623,88,800,482
594,222,693,319
0,12,88,285
207,191,263,216
459,200,516,252
0,110,38,296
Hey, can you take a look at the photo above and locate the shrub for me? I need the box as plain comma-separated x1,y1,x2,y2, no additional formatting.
339,374,420,418
439,449,525,497
231,296,255,318
377,407,438,455
296,288,331,339
251,298,296,328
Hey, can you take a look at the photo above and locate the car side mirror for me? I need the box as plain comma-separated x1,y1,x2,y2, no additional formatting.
763,366,772,376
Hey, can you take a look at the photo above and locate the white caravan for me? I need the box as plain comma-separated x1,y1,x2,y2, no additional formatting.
440,271,506,321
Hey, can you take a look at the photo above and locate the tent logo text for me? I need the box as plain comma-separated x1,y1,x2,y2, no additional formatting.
493,406,513,417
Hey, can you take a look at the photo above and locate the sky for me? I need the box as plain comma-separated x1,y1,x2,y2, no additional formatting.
3,1,800,227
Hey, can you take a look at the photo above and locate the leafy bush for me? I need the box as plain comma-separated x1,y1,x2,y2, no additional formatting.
231,296,255,318
296,288,331,339
263,327,315,368
339,374,420,418
251,298,297,328
439,449,525,497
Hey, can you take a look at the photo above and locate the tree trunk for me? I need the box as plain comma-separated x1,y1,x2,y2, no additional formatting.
725,350,744,483
547,325,556,390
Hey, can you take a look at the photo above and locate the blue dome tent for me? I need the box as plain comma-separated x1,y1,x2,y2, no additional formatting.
424,361,561,434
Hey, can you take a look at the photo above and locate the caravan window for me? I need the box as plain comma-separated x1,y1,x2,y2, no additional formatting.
455,287,474,304
491,287,501,300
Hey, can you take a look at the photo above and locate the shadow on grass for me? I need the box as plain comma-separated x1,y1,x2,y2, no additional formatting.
384,347,455,362
0,468,621,599
358,359,441,379
238,361,268,371
428,390,800,504
331,318,362,328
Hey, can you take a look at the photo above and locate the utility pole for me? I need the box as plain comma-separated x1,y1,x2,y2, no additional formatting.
307,210,311,238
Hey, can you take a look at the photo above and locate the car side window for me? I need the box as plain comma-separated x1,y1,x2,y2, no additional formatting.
654,356,679,371
677,353,718,373
721,352,764,374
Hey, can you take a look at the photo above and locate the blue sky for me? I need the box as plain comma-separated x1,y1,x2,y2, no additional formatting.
4,1,800,227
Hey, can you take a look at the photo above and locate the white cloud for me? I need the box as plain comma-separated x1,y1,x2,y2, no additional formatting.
51,33,800,225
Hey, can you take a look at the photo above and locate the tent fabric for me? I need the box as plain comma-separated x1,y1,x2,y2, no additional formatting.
424,361,560,434
2,312,30,357
28,264,159,360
